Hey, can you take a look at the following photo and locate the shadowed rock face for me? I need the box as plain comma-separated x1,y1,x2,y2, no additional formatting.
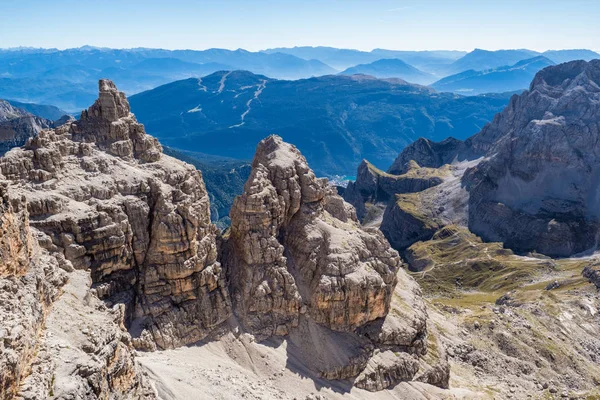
465,60,600,256
345,159,448,222
0,100,56,155
224,135,448,390
353,60,600,258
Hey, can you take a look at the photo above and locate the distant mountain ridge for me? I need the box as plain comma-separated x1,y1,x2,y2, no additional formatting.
432,56,556,94
0,47,336,110
129,70,511,176
339,59,436,84
262,46,466,73
445,49,541,74
1,46,598,111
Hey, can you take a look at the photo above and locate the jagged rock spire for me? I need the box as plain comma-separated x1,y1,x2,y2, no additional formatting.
73,79,162,162
83,79,131,122
226,134,401,337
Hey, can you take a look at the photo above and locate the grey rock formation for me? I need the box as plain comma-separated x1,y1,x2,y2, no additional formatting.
465,60,600,256
387,137,466,175
344,160,446,222
0,100,55,155
583,262,600,289
0,183,66,399
0,80,450,397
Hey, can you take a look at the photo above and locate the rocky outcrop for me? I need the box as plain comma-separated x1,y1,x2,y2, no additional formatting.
344,159,448,222
0,80,450,397
0,183,66,399
0,100,55,155
0,80,231,351
380,192,445,251
226,135,400,337
465,60,600,256
224,135,448,390
583,262,600,289
387,137,466,175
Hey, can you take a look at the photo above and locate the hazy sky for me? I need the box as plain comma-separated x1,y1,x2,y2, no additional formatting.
1,0,599,52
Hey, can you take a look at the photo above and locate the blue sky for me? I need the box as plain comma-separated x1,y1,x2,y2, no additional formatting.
1,0,598,51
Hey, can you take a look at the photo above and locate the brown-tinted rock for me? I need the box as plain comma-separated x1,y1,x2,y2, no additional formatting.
0,80,231,350
227,135,400,338
0,184,67,399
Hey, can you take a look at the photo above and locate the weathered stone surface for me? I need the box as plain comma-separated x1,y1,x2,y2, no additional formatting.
224,135,448,391
0,81,451,397
358,269,428,349
465,60,600,257
355,350,420,391
380,192,444,251
227,135,400,338
0,184,67,399
0,80,231,351
0,100,71,156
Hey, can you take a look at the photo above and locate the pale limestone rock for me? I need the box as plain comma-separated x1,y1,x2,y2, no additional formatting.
227,135,400,338
0,184,66,399
0,80,231,352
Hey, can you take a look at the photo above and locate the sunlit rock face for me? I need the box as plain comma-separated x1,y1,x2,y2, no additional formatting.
0,80,232,351
226,135,400,337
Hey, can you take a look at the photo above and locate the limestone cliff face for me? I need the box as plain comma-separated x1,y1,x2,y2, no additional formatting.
225,136,448,390
0,183,65,399
0,80,231,351
226,136,400,337
465,60,600,256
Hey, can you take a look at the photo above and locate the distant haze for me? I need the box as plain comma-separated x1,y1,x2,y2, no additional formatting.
1,0,598,52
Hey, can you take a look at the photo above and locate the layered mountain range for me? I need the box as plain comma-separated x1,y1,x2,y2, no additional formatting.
0,80,450,399
431,56,556,94
2,46,598,111
2,59,600,399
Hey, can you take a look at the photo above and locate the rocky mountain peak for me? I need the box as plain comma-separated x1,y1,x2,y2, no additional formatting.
464,59,600,256
84,79,131,122
70,79,162,163
530,58,600,93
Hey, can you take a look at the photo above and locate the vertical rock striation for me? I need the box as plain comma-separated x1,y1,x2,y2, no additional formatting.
0,80,231,351
0,80,448,397
226,135,400,337
225,135,448,390
0,183,66,399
